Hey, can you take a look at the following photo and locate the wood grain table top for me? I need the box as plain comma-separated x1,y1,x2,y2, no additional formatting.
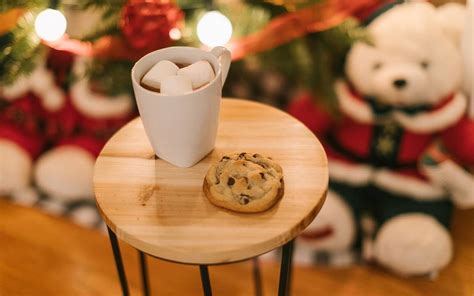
93,99,328,265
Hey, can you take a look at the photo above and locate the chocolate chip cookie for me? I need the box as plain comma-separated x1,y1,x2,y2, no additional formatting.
203,152,284,213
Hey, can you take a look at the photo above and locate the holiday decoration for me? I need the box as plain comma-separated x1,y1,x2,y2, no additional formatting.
120,0,183,50
289,1,472,276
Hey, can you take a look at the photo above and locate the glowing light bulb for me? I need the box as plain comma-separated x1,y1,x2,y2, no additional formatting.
169,27,182,40
197,11,232,47
34,9,67,42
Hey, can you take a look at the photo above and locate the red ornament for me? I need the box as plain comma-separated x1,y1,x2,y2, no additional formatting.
120,0,183,50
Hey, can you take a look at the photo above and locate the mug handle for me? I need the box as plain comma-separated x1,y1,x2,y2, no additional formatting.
211,46,231,86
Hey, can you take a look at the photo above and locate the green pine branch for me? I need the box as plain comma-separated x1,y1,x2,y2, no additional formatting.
0,0,47,12
0,12,43,86
84,58,133,97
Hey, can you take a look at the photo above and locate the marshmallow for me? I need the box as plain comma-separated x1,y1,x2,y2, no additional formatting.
177,60,215,89
141,60,179,89
160,75,193,95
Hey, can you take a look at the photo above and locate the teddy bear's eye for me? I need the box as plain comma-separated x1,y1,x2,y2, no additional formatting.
372,62,383,71
420,61,429,69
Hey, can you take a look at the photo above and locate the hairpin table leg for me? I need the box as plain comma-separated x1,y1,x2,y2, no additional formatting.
253,257,263,296
199,265,212,296
107,226,129,296
138,250,150,296
278,239,295,296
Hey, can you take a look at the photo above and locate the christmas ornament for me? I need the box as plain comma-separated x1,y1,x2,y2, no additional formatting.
120,0,183,51
289,2,473,276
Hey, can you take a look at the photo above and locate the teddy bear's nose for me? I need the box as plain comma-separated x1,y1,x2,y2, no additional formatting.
393,79,407,89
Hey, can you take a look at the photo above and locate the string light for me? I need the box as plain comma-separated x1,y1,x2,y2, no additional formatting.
197,10,232,47
34,8,67,42
169,28,182,40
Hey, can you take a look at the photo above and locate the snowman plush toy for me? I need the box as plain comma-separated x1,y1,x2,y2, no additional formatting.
289,1,473,276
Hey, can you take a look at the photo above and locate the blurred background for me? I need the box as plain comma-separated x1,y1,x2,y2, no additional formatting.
0,0,473,295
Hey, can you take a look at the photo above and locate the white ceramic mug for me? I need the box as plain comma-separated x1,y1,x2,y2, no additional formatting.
131,46,231,167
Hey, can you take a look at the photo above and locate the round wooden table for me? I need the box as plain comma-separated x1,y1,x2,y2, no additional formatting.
94,99,328,296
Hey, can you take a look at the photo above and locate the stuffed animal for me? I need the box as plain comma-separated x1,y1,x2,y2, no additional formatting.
0,50,135,227
421,1,474,210
0,59,66,197
33,56,134,226
289,1,473,276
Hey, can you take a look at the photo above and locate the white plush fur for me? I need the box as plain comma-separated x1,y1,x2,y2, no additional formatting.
422,160,474,209
335,80,374,123
70,78,133,118
372,169,446,200
462,1,473,115
34,146,95,201
298,191,356,251
392,92,466,133
71,57,133,118
436,3,467,47
374,213,452,276
346,2,462,109
1,64,65,112
0,140,32,195
329,158,373,185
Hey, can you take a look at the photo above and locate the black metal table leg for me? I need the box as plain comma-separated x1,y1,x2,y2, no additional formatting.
199,265,212,296
107,226,130,296
253,257,263,296
278,239,295,296
138,250,150,296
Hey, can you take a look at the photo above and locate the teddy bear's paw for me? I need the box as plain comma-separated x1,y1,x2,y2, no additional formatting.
298,190,356,252
34,146,95,202
373,213,452,276
0,139,32,195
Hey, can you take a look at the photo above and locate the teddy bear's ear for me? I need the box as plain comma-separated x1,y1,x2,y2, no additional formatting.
436,3,467,47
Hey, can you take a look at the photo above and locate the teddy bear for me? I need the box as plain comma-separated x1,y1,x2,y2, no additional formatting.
0,49,135,227
420,1,474,210
31,55,135,226
0,54,67,198
289,1,473,276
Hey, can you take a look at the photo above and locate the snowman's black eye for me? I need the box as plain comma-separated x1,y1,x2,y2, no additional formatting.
420,61,429,69
373,62,383,71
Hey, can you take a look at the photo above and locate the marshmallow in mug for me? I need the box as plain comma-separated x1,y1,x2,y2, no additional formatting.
141,60,215,95
141,60,178,90
161,75,193,95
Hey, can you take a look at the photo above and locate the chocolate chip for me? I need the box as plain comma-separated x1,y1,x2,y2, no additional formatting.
227,177,235,186
259,172,266,180
239,194,250,205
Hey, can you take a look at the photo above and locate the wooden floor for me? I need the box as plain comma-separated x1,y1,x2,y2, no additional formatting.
0,199,473,296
